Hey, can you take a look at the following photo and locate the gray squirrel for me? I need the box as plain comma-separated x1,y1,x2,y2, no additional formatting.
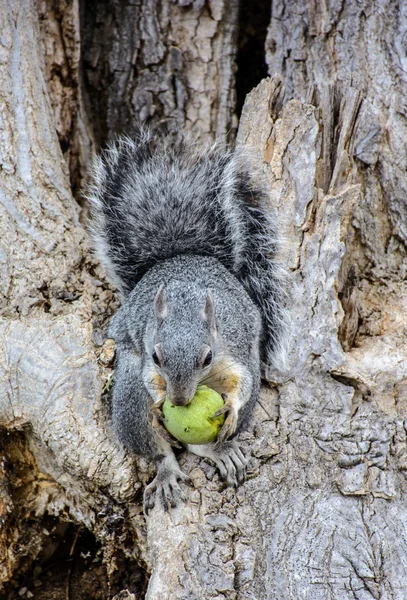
87,127,287,512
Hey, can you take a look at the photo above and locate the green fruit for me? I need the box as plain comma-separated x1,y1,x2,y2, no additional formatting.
163,385,225,445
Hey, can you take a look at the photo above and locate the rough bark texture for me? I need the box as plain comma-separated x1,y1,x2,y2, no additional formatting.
0,0,149,591
1,0,407,598
261,1,407,597
236,79,407,600
37,0,92,196
81,0,239,145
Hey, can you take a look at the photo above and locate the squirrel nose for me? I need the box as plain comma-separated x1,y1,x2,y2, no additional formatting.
167,384,195,406
170,396,191,406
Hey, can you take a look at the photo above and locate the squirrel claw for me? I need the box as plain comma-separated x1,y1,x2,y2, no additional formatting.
215,406,238,446
151,410,166,424
213,405,229,417
151,415,182,448
187,440,246,487
150,400,183,448
144,459,191,514
215,441,246,487
149,397,166,417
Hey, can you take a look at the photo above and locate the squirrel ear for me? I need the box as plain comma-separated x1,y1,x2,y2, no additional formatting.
203,289,216,330
154,283,168,320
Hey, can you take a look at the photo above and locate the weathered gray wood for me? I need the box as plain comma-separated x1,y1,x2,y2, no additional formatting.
1,0,407,598
0,0,149,585
143,78,385,599
261,1,407,596
0,0,83,316
37,0,91,193
0,0,242,590
81,0,239,144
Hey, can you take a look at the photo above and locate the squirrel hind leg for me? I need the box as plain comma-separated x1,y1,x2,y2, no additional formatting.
187,440,246,487
144,449,191,514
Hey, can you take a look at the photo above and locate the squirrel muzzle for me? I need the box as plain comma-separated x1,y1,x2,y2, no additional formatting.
166,382,196,406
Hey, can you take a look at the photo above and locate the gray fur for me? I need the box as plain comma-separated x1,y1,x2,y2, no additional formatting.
86,128,287,366
109,346,159,457
109,255,261,446
87,128,286,510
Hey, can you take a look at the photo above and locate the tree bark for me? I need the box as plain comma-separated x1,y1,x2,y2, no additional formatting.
1,0,407,599
81,0,239,144
0,0,148,589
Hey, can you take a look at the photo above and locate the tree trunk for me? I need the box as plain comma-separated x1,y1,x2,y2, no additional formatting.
80,0,239,145
1,0,407,599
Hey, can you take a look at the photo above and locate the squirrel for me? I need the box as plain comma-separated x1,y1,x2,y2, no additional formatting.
87,127,287,512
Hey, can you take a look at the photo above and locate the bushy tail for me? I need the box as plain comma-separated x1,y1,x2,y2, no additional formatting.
86,128,287,367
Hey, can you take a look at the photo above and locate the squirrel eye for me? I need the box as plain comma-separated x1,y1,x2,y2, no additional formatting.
203,350,212,367
152,350,161,366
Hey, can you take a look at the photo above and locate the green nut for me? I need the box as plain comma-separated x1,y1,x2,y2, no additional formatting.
163,385,225,445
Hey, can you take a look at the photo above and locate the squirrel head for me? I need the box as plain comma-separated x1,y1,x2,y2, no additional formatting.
150,283,217,406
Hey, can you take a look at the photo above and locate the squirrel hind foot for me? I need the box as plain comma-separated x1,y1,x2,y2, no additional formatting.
187,440,246,488
144,454,191,514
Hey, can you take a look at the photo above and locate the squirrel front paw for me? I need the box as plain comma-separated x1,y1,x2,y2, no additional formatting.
144,455,191,514
150,400,182,448
213,397,238,445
